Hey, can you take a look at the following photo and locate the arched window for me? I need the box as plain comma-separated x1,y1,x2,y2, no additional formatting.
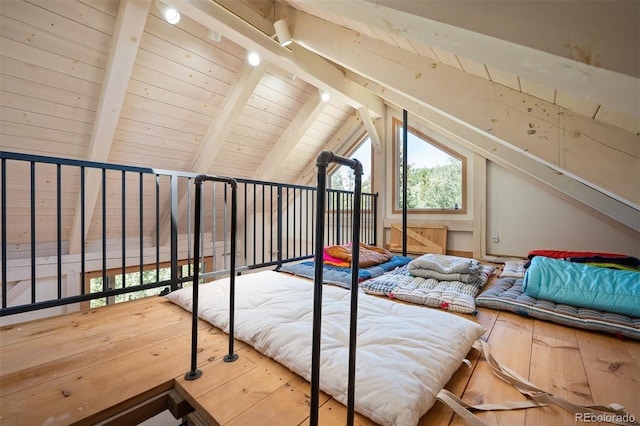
393,118,466,213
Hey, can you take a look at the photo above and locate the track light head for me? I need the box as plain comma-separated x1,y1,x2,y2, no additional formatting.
274,19,292,47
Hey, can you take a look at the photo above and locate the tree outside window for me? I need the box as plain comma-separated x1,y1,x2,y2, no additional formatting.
330,137,372,194
394,119,466,213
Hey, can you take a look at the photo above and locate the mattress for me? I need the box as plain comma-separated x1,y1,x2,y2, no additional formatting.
476,277,640,340
167,271,486,425
361,265,495,314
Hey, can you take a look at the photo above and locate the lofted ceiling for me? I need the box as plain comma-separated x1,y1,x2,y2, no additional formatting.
0,0,639,247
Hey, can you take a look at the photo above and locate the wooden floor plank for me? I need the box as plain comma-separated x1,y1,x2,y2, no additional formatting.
1,313,231,425
192,350,299,425
575,329,640,419
0,298,192,378
3,283,640,426
526,320,595,425
451,311,534,426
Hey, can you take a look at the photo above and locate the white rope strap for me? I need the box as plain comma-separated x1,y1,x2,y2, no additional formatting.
436,339,639,426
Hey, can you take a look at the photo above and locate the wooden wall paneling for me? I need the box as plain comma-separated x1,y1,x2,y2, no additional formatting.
0,91,95,125
0,107,93,137
156,63,266,244
255,91,325,181
118,104,209,136
234,112,286,140
0,123,89,157
130,59,227,106
30,0,117,36
242,102,291,132
1,0,112,54
0,60,101,108
143,13,244,73
121,93,213,128
0,37,104,84
140,22,238,83
124,78,218,119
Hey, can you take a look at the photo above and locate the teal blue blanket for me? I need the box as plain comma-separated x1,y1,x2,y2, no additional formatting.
523,256,640,317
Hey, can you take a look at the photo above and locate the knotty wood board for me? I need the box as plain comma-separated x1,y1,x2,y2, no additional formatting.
389,223,447,255
2,275,639,426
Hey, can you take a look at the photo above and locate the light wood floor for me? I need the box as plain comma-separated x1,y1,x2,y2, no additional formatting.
1,273,639,426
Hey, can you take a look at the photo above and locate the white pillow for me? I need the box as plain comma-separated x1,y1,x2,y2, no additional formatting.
500,260,527,278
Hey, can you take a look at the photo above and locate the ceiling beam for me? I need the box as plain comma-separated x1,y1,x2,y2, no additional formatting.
68,0,151,254
158,62,266,245
163,0,385,118
358,107,382,154
353,74,640,235
296,113,364,186
296,0,639,117
291,11,640,228
254,90,325,181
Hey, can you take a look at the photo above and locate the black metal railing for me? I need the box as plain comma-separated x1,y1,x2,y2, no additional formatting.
1,151,377,317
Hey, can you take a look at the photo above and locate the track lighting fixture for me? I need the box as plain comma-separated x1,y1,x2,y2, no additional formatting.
156,1,180,24
274,19,292,47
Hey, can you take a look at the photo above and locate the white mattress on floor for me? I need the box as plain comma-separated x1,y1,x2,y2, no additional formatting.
167,271,485,426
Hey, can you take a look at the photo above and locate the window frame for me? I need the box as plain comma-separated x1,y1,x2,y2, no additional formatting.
328,132,373,195
392,118,467,214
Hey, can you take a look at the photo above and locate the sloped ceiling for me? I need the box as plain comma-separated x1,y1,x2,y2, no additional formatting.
0,0,638,249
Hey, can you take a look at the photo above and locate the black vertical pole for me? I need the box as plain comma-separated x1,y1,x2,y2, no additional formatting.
310,152,331,426
224,179,238,363
185,176,204,381
347,160,363,426
402,109,408,257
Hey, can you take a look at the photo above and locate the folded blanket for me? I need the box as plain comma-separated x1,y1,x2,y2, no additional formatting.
325,243,392,268
409,254,481,275
523,256,640,317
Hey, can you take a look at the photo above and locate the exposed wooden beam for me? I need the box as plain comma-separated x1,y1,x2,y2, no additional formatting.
291,11,640,230
375,82,640,235
163,0,385,118
296,113,364,186
357,107,382,154
296,0,639,117
254,90,325,181
158,62,266,244
68,0,151,254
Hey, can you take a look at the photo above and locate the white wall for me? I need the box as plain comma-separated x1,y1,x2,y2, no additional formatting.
487,162,640,258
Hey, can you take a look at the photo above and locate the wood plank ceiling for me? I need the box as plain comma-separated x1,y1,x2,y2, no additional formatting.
0,0,638,251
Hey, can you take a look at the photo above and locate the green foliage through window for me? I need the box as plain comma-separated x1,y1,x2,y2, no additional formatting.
395,120,465,211
330,137,372,194
89,264,192,308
